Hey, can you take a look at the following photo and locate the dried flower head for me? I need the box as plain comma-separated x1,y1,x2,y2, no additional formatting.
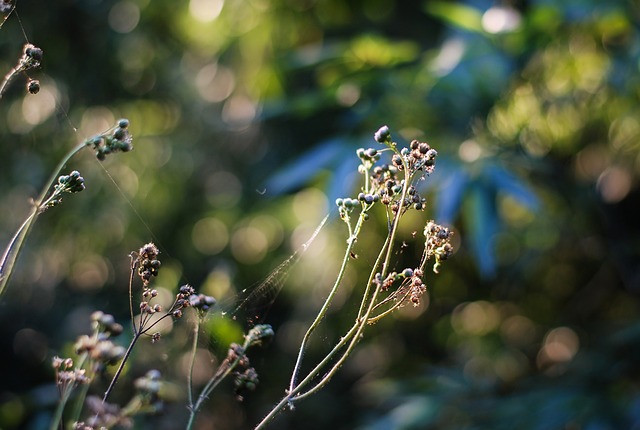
135,243,160,286
27,79,40,94
424,221,454,273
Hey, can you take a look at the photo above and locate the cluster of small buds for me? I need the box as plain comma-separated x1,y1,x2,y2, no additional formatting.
21,43,43,70
52,356,89,388
57,170,86,193
335,197,361,220
189,293,217,312
85,119,133,160
356,147,382,165
169,284,197,319
382,182,428,213
42,170,85,210
407,268,426,306
357,191,379,206
424,221,454,273
135,243,160,286
394,140,438,176
27,78,40,94
234,367,259,401
366,127,434,215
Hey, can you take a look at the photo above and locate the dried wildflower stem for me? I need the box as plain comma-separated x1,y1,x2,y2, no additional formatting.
0,141,85,296
0,120,132,298
255,127,451,429
187,318,200,411
102,331,141,404
292,153,412,401
288,210,366,392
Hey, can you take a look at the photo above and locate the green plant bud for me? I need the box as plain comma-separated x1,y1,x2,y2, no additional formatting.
118,118,130,129
335,198,344,206
113,127,126,140
402,268,414,277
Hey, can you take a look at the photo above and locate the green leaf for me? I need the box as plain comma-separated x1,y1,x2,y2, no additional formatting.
424,1,484,33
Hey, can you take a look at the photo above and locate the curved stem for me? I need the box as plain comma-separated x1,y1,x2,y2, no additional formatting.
288,211,365,392
254,323,359,430
0,141,86,296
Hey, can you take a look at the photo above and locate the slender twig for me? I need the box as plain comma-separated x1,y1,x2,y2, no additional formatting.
187,317,201,411
102,331,141,404
288,209,366,392
0,141,86,296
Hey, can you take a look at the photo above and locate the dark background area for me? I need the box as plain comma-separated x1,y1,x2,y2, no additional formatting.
1,0,640,429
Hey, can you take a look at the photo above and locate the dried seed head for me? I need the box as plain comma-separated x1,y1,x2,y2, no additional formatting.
246,324,274,348
27,79,40,94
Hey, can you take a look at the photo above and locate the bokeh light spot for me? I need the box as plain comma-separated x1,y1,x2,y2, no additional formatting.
108,1,140,34
482,6,521,34
192,217,229,255
230,226,268,264
21,82,57,126
597,166,632,203
189,0,224,23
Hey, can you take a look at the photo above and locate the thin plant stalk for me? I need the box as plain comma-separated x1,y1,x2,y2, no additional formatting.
0,141,85,296
1,119,133,298
187,317,201,411
288,210,367,392
102,331,141,404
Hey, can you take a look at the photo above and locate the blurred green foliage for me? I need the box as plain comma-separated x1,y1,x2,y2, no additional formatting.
1,0,640,429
